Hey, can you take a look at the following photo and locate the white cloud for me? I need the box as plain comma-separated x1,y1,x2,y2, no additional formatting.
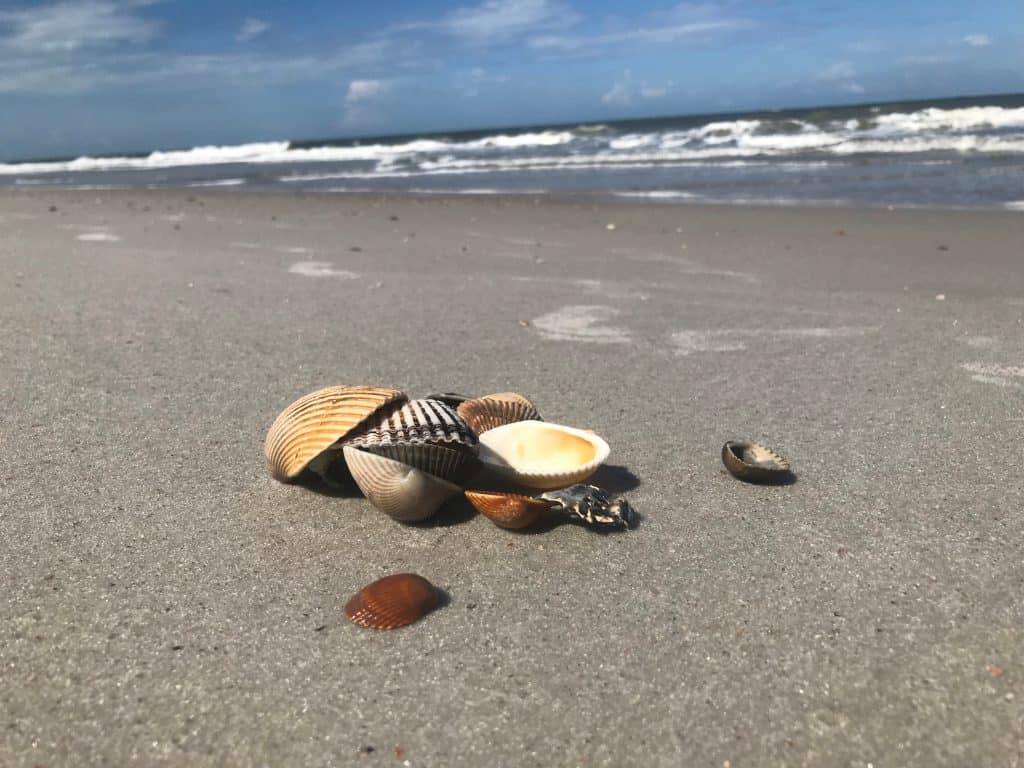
448,0,578,43
601,79,631,106
403,0,580,45
456,66,509,97
639,84,668,99
342,78,395,128
963,33,991,47
531,19,745,51
601,70,671,107
818,61,856,81
345,78,391,105
815,61,864,95
0,0,159,53
236,18,270,43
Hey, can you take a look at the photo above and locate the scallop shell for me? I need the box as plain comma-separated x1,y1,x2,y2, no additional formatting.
343,446,461,522
361,442,480,485
464,490,558,529
264,386,406,482
345,398,478,451
721,440,792,482
457,392,542,434
345,573,439,630
477,420,610,491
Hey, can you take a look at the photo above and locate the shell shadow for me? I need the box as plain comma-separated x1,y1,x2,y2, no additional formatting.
433,585,452,610
295,465,364,498
727,470,798,487
589,464,642,494
407,493,478,528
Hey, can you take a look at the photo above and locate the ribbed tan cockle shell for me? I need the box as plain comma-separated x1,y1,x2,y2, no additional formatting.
263,385,406,482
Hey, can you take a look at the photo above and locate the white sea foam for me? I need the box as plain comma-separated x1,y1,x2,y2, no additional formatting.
186,178,247,187
614,190,697,199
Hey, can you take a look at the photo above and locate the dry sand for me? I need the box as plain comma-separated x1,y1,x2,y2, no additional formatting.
2,189,1023,766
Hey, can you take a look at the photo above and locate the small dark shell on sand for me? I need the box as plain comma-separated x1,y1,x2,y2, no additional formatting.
721,440,792,482
345,573,440,630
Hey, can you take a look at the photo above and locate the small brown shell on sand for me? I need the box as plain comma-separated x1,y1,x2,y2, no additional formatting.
264,385,406,482
464,490,558,529
343,446,461,522
457,392,541,434
721,440,792,482
345,573,440,630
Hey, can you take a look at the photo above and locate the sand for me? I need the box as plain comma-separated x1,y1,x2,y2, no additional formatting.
1,189,1022,767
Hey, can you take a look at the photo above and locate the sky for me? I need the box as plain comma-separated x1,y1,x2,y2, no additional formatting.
1,0,1022,160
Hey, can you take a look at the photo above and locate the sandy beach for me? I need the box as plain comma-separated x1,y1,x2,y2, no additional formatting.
2,189,1022,766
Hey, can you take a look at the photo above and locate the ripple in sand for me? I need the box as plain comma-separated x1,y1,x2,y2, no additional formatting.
288,261,358,278
672,326,879,355
531,305,631,344
77,231,121,242
962,362,1024,389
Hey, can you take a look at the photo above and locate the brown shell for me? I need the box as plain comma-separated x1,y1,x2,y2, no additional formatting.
721,440,792,482
465,490,557,529
264,386,406,482
345,573,439,630
457,392,541,434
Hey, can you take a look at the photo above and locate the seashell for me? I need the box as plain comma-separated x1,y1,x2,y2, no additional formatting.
721,440,792,482
264,386,406,482
423,392,476,408
477,420,610,491
346,398,478,451
456,392,542,434
345,573,440,630
540,484,636,531
361,442,480,485
464,490,558,529
343,446,461,522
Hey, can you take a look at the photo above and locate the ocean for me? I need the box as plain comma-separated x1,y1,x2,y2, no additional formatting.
3,94,1023,209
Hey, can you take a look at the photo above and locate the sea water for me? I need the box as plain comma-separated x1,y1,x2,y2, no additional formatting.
3,94,1023,209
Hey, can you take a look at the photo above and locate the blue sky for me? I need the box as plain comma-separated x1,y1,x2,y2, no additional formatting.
1,0,1021,160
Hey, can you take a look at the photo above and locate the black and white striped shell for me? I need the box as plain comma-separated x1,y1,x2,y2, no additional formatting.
346,398,479,451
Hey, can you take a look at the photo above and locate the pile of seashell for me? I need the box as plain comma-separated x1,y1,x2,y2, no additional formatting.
264,386,636,530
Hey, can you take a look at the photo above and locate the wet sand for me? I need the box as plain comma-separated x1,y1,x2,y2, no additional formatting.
2,189,1023,767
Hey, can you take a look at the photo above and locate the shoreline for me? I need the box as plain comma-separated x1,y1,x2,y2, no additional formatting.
5,184,1024,214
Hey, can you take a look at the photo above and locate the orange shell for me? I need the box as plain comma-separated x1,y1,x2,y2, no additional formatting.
345,573,439,630
464,490,558,529
264,385,406,482
456,392,541,434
